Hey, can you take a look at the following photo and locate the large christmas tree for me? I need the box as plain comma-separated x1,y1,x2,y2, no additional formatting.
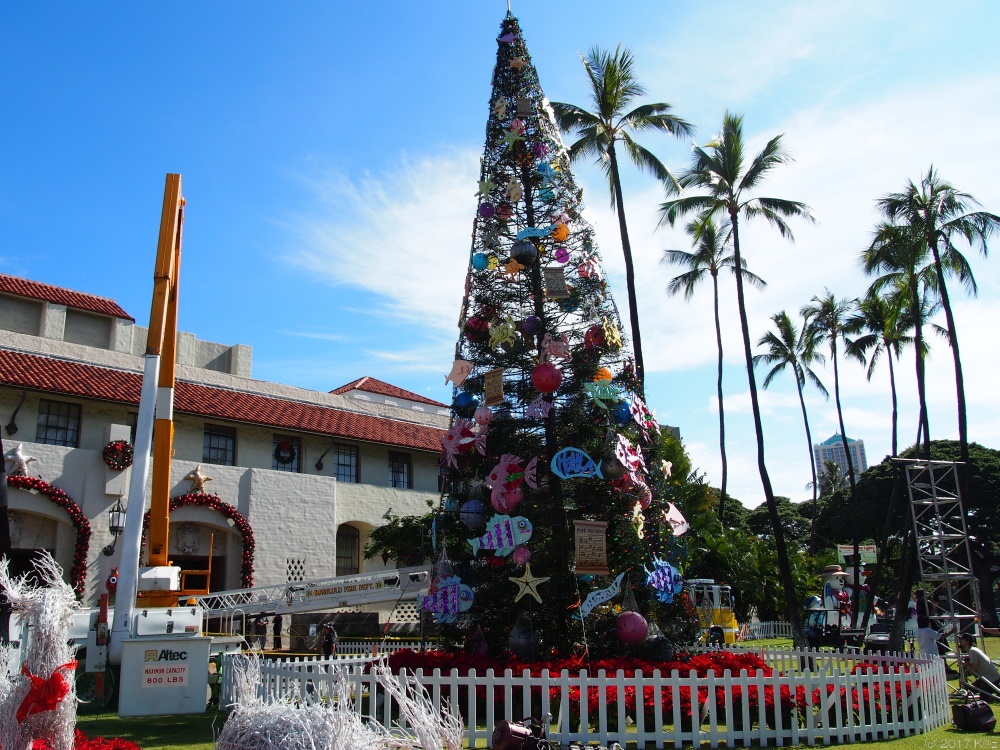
429,13,695,661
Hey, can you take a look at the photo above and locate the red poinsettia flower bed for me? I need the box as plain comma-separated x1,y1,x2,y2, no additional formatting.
16,731,142,750
386,649,803,727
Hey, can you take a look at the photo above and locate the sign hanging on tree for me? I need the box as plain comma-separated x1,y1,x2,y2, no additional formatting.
574,520,609,575
483,368,505,406
543,267,570,298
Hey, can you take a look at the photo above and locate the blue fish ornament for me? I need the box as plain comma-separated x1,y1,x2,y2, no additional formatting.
645,557,684,604
421,575,474,624
551,447,603,480
469,514,533,557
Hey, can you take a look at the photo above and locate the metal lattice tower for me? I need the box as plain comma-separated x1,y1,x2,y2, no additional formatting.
900,459,981,646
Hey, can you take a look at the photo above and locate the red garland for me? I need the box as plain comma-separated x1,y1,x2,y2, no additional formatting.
101,440,134,471
141,492,255,588
6,475,90,597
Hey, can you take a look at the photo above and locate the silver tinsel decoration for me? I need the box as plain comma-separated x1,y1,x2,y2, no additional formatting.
216,655,463,750
0,552,80,750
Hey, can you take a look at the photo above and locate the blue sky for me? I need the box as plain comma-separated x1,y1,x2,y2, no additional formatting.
3,2,999,510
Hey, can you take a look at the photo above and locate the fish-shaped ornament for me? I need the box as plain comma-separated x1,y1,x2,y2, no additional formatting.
445,359,473,387
421,574,474,624
440,419,477,468
468,514,533,557
577,572,626,618
551,447,603,480
645,557,684,604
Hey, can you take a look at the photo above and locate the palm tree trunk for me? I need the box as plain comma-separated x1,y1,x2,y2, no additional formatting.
909,279,931,459
712,272,728,522
928,243,968,464
607,143,645,395
795,379,818,553
831,346,861,625
728,210,806,647
887,347,899,457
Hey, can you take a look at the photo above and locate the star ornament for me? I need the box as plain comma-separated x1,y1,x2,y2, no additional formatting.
477,177,496,197
184,463,213,493
509,563,550,603
501,128,525,147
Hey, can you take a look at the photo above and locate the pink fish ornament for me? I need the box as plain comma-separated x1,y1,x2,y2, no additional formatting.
445,359,474,387
421,574,474,624
469,514,533,557
440,419,476,468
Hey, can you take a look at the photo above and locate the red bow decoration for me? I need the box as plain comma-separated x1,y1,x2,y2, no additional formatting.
16,661,78,723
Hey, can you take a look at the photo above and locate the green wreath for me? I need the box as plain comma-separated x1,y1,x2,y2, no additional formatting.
102,439,134,471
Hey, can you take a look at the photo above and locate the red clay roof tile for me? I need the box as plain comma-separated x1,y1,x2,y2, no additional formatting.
0,274,133,321
331,376,447,407
0,349,442,452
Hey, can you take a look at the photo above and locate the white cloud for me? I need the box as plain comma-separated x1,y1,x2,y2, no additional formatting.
284,150,480,334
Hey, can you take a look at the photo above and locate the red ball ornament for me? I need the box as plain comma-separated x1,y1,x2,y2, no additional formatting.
531,362,562,393
615,611,649,644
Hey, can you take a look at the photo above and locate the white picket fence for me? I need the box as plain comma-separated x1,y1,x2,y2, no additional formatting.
739,621,793,640
221,645,950,747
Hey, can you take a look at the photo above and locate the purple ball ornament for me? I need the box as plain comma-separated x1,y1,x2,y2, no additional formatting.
615,611,649,644
510,239,538,266
522,315,543,335
478,202,496,219
512,546,532,567
554,247,570,264
460,498,488,528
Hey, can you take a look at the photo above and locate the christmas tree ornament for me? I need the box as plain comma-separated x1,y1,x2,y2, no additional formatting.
488,317,517,350
523,455,539,489
507,612,538,660
525,395,552,419
440,419,477,468
500,258,526,281
540,332,571,360
496,202,514,220
583,380,622,409
468,514,533,557
631,502,645,539
551,222,569,241
498,32,516,44
472,252,490,271
508,562,550,604
501,127,525,146
477,174,496,196
508,56,527,69
593,367,613,382
644,557,684,604
478,202,496,219
492,484,523,513
615,611,649,644
510,239,537,265
421,574,475,624
512,546,532,567
583,323,606,350
492,98,508,117
487,254,500,270
531,361,562,393
445,359,474,387
536,161,556,185
473,405,494,425
504,177,523,202
554,246,569,263
522,315,542,335
598,454,627,481
661,503,689,536
451,392,480,419
464,315,490,343
509,118,525,135
612,400,632,425
459,499,488,528
577,572,626,618
550,447,602,479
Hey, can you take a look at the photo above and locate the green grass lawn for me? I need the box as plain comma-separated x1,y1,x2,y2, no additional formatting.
74,637,1000,749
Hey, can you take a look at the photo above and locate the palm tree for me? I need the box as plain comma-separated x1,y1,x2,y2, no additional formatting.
664,215,765,523
863,224,937,458
551,46,693,394
753,310,827,552
802,289,864,623
658,112,815,645
875,167,999,465
845,290,914,457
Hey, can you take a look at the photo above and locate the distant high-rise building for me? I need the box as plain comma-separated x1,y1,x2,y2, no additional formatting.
813,434,868,482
